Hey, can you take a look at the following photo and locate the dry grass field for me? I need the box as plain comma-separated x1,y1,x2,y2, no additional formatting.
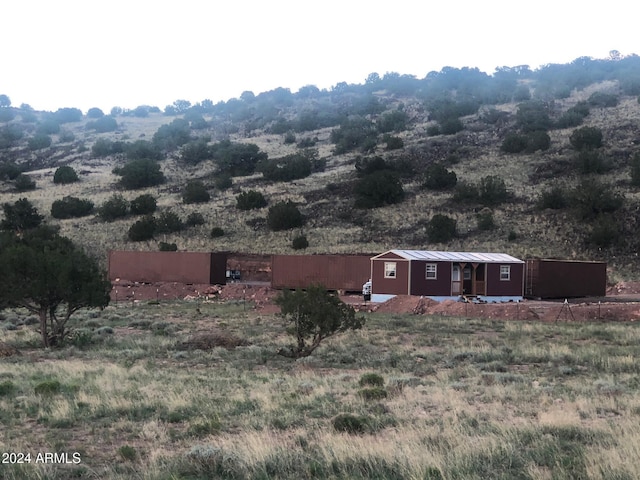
2,300,640,479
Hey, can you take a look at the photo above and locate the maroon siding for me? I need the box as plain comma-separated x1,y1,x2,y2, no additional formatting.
525,259,606,298
108,251,221,284
271,255,371,291
486,263,524,296
371,259,410,295
409,260,452,296
209,253,228,285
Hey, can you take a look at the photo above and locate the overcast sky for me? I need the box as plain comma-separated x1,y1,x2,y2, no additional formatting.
2,0,637,113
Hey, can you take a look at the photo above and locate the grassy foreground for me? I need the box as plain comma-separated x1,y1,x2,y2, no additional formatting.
1,301,640,479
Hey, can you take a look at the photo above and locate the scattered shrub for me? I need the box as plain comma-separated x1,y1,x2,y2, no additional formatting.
182,180,210,204
423,164,457,190
186,212,205,226
476,208,495,231
34,380,62,396
53,166,79,184
358,387,388,401
259,153,313,182
267,201,305,231
383,134,404,150
118,445,137,461
630,153,640,187
452,181,479,203
214,174,232,190
155,210,184,234
439,117,464,135
538,186,568,210
210,227,224,238
86,107,104,118
0,162,21,181
359,373,385,387
332,413,370,434
113,159,165,189
159,242,178,251
130,194,157,215
292,234,309,250
236,190,267,210
86,115,118,133
0,381,16,397
98,194,129,221
36,120,60,135
427,214,457,243
51,196,94,219
28,134,52,150
354,171,404,209
14,174,36,192
128,215,156,241
588,215,621,248
571,178,624,220
478,175,508,206
570,126,603,150
588,91,619,108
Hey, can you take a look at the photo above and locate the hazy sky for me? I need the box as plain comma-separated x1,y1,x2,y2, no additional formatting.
2,0,637,112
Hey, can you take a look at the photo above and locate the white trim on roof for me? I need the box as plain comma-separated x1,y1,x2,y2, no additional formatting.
372,250,524,263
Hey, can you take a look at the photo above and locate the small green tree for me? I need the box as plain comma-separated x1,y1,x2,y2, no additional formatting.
236,190,267,210
292,234,309,250
98,194,129,221
0,227,111,347
182,180,210,204
128,215,156,241
51,196,94,219
1,198,43,232
186,212,205,226
570,126,603,150
129,194,157,215
275,285,365,358
28,134,52,151
155,210,184,234
422,164,457,190
267,201,305,231
53,166,79,184
354,171,404,208
14,174,36,192
113,158,165,189
478,175,508,206
427,214,457,243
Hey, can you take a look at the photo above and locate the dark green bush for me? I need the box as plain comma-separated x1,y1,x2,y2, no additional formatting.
14,174,36,192
588,215,621,248
51,196,94,219
377,110,408,133
332,413,370,434
577,150,610,174
330,116,377,154
210,227,224,238
91,138,125,157
211,140,267,176
453,181,479,203
182,180,210,204
128,215,156,241
86,116,117,133
439,117,464,135
538,186,568,210
476,209,495,231
479,175,508,206
588,92,619,108
426,125,441,136
570,126,603,150
423,164,457,190
155,210,184,234
113,159,165,189
186,212,205,226
159,242,178,251
359,373,384,387
86,107,104,118
98,194,129,221
516,101,551,133
0,381,16,397
180,139,212,165
571,179,624,220
0,162,21,181
501,133,528,153
358,387,388,401
36,119,61,135
28,134,52,150
125,140,163,161
427,214,457,243
259,153,312,182
525,130,551,152
130,194,157,215
383,135,404,150
53,166,79,184
630,153,640,187
292,234,309,250
152,118,191,151
34,380,62,395
214,174,232,190
267,201,305,231
236,190,267,210
354,171,404,209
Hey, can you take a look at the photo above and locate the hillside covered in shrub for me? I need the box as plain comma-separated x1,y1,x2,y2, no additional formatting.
1,53,640,279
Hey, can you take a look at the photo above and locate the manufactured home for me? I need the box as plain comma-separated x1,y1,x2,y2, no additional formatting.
370,250,525,302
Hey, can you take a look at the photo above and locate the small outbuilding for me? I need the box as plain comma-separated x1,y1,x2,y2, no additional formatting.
525,258,607,299
370,250,524,302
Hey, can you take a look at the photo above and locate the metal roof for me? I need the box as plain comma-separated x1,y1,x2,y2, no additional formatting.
375,250,524,263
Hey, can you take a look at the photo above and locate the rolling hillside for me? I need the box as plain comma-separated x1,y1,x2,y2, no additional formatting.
2,57,640,281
